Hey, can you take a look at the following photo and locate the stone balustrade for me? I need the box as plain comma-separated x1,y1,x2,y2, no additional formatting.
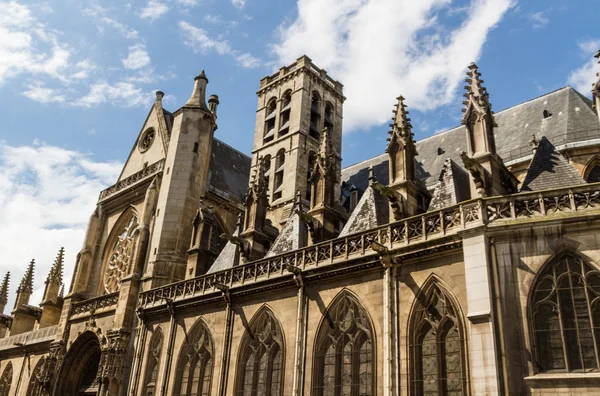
71,292,119,316
98,159,165,202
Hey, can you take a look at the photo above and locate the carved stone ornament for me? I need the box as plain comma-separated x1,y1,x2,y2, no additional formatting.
138,128,155,153
98,329,130,383
104,215,139,294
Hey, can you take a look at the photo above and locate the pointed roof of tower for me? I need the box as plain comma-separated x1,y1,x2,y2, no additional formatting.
461,63,493,124
386,95,415,152
265,192,310,257
17,259,35,294
46,247,64,285
207,214,244,273
0,272,9,305
185,69,210,109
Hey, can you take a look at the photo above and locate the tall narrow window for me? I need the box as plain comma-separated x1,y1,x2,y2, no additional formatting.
306,151,317,201
103,212,139,294
410,282,466,396
310,92,321,140
0,362,13,396
26,357,45,396
531,253,600,372
324,102,334,133
144,328,164,396
263,155,272,201
264,99,277,143
235,307,284,396
586,161,600,183
279,91,292,137
273,149,285,201
175,320,214,396
313,292,374,396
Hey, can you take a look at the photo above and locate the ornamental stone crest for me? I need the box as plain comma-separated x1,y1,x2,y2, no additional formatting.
138,128,155,153
104,215,139,294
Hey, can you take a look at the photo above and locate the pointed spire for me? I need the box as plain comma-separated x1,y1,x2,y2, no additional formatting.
0,272,9,306
46,247,64,285
462,62,492,119
59,284,65,299
185,69,209,109
386,95,414,153
18,259,35,294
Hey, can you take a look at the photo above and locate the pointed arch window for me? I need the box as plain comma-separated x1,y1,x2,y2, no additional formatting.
410,283,466,396
0,362,12,396
26,357,45,396
235,308,284,396
273,150,285,201
310,92,321,140
531,253,600,372
324,102,334,133
313,293,375,396
585,159,600,183
144,328,164,396
103,212,139,294
264,99,277,143
279,90,292,137
175,320,214,396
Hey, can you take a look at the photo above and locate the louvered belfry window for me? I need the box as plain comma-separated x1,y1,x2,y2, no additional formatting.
313,293,374,396
531,253,600,372
236,309,284,396
410,284,466,396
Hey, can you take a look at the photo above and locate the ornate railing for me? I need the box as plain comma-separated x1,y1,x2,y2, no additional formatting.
71,292,119,316
98,159,165,202
139,183,600,309
0,325,58,350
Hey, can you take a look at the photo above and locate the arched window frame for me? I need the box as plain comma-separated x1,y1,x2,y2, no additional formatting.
272,149,285,201
174,319,215,396
0,362,13,396
264,98,278,143
143,327,164,396
234,306,285,396
310,91,322,140
279,90,292,137
312,290,376,396
324,101,334,133
408,280,467,396
101,208,140,295
583,156,600,183
529,252,600,373
26,357,45,396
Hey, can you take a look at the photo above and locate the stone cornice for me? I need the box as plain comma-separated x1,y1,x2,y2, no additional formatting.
98,159,165,202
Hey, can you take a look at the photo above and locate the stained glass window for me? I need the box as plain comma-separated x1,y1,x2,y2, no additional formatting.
313,293,374,396
175,320,214,396
104,213,139,293
531,253,600,372
235,308,284,396
0,362,13,396
26,358,45,396
144,329,163,396
411,283,466,396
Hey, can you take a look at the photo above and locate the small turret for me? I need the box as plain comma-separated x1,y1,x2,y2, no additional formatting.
14,259,35,309
42,247,64,304
9,259,39,336
185,70,209,109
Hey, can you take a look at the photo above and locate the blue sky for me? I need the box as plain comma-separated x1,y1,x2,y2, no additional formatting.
0,0,599,306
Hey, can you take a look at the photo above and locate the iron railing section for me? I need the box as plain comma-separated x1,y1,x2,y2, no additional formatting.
138,182,600,309
98,159,165,202
71,292,119,316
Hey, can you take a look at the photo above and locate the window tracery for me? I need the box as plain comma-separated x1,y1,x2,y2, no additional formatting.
313,293,374,396
531,253,600,372
175,320,214,396
144,329,163,396
0,362,12,396
139,128,156,153
410,283,465,396
104,214,139,294
235,308,284,396
26,358,45,396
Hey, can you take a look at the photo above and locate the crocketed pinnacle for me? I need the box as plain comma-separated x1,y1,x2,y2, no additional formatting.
247,156,269,198
386,95,414,153
592,50,600,97
46,247,64,285
18,259,35,294
318,127,333,159
59,284,65,299
0,272,9,305
462,63,492,113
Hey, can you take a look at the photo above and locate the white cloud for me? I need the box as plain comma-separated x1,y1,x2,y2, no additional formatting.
232,0,246,9
139,0,169,21
179,21,260,68
178,0,200,6
271,0,514,132
568,39,600,93
83,5,140,40
76,81,155,108
529,10,549,29
123,43,151,70
22,82,66,103
0,141,121,309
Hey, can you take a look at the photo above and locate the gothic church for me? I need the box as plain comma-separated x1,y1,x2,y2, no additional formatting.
3,52,600,395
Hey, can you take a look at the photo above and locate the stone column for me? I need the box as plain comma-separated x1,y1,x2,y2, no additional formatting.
127,308,149,395
160,300,177,396
462,232,502,394
215,284,233,396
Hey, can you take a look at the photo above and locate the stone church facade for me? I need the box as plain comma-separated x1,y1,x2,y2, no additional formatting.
2,52,600,395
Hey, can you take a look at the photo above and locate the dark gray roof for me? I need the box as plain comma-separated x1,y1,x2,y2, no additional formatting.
265,212,308,257
520,137,586,191
428,159,470,211
339,185,389,237
207,229,241,273
342,87,598,192
207,139,251,204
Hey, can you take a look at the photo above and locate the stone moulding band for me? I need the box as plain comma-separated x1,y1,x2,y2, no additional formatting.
98,159,165,202
135,183,600,308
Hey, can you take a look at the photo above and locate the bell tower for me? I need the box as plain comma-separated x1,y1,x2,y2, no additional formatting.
251,56,345,230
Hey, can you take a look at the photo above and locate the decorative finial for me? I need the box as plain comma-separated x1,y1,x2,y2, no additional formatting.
196,69,208,82
18,259,35,294
0,272,9,306
462,63,491,111
155,91,164,104
185,69,209,109
368,166,376,184
47,247,64,285
236,212,243,232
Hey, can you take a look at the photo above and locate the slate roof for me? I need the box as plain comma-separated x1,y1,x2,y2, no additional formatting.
265,211,308,257
342,87,598,195
207,228,241,273
428,159,470,211
207,139,251,204
339,184,389,237
520,136,586,191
